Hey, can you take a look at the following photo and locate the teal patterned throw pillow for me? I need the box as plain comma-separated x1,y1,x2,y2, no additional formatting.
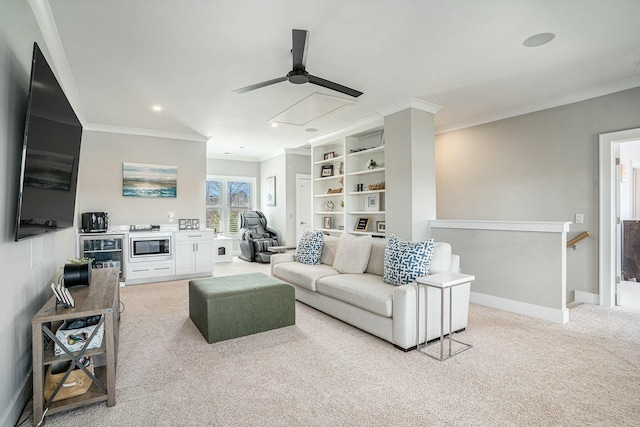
295,231,324,265
383,234,435,285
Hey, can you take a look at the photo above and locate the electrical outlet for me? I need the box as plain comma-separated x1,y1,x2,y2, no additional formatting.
575,213,584,224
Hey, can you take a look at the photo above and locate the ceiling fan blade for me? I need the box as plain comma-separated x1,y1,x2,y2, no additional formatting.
232,76,287,94
291,29,309,70
308,75,363,98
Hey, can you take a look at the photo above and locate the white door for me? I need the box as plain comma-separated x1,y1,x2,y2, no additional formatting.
296,174,312,242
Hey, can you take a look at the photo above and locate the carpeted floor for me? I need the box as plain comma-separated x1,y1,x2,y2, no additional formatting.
18,259,640,426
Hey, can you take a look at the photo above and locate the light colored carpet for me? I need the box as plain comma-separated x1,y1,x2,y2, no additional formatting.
19,259,640,426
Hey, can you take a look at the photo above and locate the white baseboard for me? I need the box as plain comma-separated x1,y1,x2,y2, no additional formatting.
470,292,569,324
574,290,599,305
1,370,31,427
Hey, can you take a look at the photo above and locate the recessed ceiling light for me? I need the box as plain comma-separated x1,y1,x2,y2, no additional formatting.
151,105,163,112
523,32,556,48
224,152,230,155
305,128,318,132
271,123,278,128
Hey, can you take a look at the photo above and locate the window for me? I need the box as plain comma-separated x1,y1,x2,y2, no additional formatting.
206,176,255,236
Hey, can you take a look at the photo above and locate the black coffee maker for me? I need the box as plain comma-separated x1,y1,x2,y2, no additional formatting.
81,212,109,233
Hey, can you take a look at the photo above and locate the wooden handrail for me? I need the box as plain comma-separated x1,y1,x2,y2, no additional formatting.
567,231,591,249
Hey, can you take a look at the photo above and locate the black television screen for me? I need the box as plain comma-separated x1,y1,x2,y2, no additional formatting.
15,43,83,241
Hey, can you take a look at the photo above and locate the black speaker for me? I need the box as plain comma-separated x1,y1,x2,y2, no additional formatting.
63,263,92,287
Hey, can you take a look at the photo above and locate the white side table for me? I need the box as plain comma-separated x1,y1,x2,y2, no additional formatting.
212,236,233,263
416,272,475,361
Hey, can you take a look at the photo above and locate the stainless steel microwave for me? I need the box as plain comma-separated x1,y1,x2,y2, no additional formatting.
128,233,172,262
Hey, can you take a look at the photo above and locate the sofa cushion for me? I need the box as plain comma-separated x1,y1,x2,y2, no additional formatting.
365,238,386,276
429,242,452,274
383,234,435,285
295,231,324,265
320,235,340,265
272,261,340,292
333,233,372,274
316,273,394,317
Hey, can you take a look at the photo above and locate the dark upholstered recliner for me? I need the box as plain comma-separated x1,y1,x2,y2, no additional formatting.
239,211,280,263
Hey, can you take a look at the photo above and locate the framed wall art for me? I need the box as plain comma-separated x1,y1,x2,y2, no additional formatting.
122,162,177,198
266,176,276,206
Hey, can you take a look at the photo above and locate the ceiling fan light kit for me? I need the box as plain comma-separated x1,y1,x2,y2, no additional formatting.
234,29,363,98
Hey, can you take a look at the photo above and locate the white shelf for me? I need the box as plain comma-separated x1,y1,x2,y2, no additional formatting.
314,193,344,198
350,231,386,237
314,174,344,182
317,228,343,233
314,211,344,215
348,146,384,157
347,189,386,195
314,155,344,165
348,211,386,215
347,167,385,177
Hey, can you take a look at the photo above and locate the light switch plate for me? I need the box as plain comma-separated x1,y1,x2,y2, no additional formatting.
575,213,584,224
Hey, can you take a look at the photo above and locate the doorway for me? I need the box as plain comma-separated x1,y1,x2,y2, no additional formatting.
599,128,640,307
295,174,312,242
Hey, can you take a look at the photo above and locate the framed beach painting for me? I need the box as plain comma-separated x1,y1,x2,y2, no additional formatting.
122,162,177,198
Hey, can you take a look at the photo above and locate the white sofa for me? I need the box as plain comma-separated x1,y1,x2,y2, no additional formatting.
270,235,471,350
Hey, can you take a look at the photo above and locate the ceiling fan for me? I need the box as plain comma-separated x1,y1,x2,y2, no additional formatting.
233,29,363,98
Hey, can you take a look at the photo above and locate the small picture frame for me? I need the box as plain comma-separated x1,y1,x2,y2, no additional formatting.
355,217,370,231
324,152,335,160
324,217,332,229
365,194,379,211
321,165,334,177
376,221,386,233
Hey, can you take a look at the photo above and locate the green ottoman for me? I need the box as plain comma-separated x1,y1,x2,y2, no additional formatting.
189,272,295,343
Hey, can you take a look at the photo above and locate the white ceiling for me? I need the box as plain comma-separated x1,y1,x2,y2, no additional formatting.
36,0,640,161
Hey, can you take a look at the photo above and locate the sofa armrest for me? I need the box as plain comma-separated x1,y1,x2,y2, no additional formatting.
270,252,295,276
450,254,461,273
391,283,423,350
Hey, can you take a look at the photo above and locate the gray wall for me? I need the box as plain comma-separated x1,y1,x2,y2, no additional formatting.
260,154,287,243
435,87,640,300
206,158,260,179
77,131,206,226
0,4,78,425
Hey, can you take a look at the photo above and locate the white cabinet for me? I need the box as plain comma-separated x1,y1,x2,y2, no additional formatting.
127,260,175,281
311,120,385,237
175,231,214,276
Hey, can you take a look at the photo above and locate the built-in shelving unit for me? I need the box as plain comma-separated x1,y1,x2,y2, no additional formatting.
310,118,385,237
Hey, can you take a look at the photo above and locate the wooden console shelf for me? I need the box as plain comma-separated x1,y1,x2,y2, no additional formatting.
31,268,120,425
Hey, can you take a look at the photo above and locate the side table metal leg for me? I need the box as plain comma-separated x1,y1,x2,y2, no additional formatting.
440,287,444,361
416,283,420,350
449,287,453,357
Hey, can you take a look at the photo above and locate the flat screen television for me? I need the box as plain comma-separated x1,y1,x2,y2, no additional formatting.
15,42,83,241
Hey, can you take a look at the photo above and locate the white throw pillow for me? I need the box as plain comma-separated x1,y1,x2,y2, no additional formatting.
333,233,373,274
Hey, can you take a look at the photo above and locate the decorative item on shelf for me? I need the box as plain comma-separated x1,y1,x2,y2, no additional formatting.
355,217,370,231
323,152,335,160
356,183,364,192
376,221,386,233
365,194,380,211
324,217,332,229
339,177,344,186
340,200,344,208
327,187,342,194
338,162,344,175
179,218,201,230
366,159,378,170
368,181,385,191
321,164,334,177
324,200,335,212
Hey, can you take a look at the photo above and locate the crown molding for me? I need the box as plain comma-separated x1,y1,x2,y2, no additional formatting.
307,113,383,146
84,123,208,142
378,97,443,117
435,76,640,134
29,0,87,123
